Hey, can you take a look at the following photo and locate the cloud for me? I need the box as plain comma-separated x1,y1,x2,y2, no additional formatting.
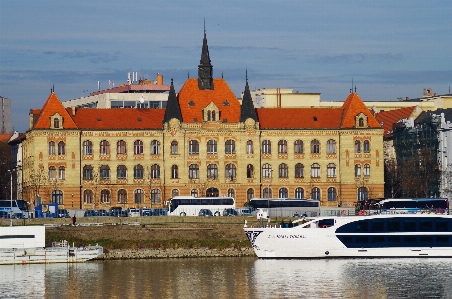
43,50,121,64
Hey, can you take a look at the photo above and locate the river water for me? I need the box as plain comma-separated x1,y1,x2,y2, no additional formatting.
1,258,451,299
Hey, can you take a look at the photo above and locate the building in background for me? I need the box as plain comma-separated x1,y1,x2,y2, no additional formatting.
0,96,12,134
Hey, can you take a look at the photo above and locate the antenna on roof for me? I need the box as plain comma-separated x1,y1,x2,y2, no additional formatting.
246,68,248,83
187,71,190,79
204,18,206,34
355,85,357,93
221,72,223,79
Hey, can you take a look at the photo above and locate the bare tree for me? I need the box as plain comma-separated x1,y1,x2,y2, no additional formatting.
0,141,11,199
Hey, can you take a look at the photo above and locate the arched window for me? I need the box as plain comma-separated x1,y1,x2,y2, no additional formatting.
262,140,271,154
52,190,63,204
295,163,304,178
58,166,65,180
207,140,217,154
151,164,160,179
83,140,93,155
294,140,304,154
246,140,253,154
134,189,144,204
171,165,179,179
134,164,144,179
247,188,254,201
172,189,179,197
151,189,161,204
327,163,336,178
116,140,126,155
117,165,127,180
101,189,110,203
212,110,216,121
363,140,370,153
54,118,59,128
311,163,320,178
295,187,304,199
364,164,370,177
246,164,254,178
225,164,236,180
48,166,56,180
83,165,93,180
58,141,65,155
278,163,288,178
117,189,127,204
311,187,321,200
134,140,143,155
207,164,218,179
84,190,93,204
278,140,288,154
225,139,236,154
151,140,160,155
100,140,110,155
189,140,199,154
279,188,288,198
262,163,272,178
310,139,320,154
171,141,178,155
100,165,110,180
354,140,361,153
189,164,199,179
326,139,336,154
263,187,272,198
48,141,55,155
359,118,364,127
191,189,198,197
355,164,361,177
207,110,211,121
328,187,337,201
228,188,235,198
358,187,368,201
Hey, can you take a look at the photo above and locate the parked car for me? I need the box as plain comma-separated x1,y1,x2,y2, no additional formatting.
223,208,238,216
84,210,97,217
119,210,128,217
237,208,253,216
97,209,108,217
57,209,70,218
127,208,140,217
198,209,213,216
109,207,122,217
152,208,167,216
140,208,152,216
0,211,11,218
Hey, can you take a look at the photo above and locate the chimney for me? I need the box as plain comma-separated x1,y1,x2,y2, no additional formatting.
71,106,76,116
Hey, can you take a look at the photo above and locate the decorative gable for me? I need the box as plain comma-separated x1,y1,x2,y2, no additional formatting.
355,112,368,128
203,102,220,122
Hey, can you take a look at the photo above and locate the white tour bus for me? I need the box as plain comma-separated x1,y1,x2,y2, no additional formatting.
247,198,321,217
167,196,235,216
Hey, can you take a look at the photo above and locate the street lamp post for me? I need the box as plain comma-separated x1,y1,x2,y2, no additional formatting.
8,169,14,226
71,193,74,208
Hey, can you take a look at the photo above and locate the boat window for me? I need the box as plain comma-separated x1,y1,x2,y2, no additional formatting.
436,236,449,245
420,221,432,232
387,220,400,232
356,236,368,243
436,221,448,232
404,236,417,243
371,236,384,243
403,221,416,232
355,221,368,232
318,219,334,227
420,236,433,243
371,221,384,232
388,236,401,243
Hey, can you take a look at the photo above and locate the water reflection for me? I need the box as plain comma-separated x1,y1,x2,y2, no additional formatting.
1,258,451,299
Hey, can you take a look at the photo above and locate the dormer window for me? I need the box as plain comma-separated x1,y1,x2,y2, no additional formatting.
223,100,230,106
188,100,195,106
54,118,59,128
355,113,368,128
203,103,220,122
51,113,63,129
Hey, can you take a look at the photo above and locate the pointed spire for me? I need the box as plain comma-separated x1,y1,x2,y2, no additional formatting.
198,22,213,90
240,70,258,122
163,78,182,123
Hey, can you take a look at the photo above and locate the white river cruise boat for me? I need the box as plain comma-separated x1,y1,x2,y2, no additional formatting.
244,212,452,258
0,226,103,264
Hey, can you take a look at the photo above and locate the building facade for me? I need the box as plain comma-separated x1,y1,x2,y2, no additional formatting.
20,31,384,210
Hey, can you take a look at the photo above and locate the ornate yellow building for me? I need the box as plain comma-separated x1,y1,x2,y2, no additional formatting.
21,31,384,209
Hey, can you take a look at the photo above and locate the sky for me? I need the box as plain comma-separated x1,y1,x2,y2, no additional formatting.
1,1,451,133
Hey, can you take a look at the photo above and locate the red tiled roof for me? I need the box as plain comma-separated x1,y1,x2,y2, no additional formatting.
257,108,343,129
340,93,381,128
375,106,417,137
8,134,26,144
0,133,13,142
71,108,165,129
33,93,78,129
177,78,241,123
